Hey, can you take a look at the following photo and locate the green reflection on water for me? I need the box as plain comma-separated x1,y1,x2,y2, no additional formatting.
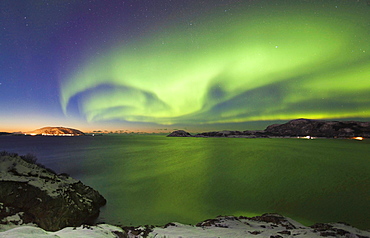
80,136,370,229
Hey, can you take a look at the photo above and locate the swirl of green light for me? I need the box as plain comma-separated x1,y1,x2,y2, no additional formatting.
60,2,370,125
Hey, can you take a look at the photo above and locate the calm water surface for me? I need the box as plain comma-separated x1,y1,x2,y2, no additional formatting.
0,135,369,229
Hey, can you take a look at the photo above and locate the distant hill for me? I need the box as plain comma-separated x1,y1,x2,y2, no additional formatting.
24,127,85,136
265,118,370,138
0,132,12,136
167,130,192,137
168,119,370,138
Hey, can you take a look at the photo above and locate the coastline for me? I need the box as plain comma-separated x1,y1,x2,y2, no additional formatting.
167,119,370,139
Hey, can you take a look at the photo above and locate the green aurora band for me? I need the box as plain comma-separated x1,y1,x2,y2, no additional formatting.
60,1,370,126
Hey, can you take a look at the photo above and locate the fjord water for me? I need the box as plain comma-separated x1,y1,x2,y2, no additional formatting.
0,135,369,229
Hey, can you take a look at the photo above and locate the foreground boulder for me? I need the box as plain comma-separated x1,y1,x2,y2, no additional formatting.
0,152,106,231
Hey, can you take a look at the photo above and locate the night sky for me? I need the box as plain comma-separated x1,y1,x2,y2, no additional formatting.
1,0,370,132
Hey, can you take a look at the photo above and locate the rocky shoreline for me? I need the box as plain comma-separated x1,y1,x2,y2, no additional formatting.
168,118,370,139
1,213,370,237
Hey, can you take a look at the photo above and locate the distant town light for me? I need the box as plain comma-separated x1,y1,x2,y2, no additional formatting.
297,136,314,139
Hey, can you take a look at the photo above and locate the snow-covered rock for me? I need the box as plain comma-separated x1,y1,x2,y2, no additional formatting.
1,213,370,237
0,224,124,238
0,152,106,231
148,214,370,238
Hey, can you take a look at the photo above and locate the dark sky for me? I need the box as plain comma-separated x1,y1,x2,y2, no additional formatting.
1,0,369,132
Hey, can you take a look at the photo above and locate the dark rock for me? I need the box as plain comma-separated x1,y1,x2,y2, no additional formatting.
164,222,177,228
120,225,153,237
333,229,350,236
215,224,229,228
196,216,237,228
248,213,296,229
310,223,334,231
319,231,337,237
249,230,262,235
278,230,291,235
0,203,34,225
311,223,353,237
196,218,219,227
0,153,106,231
357,235,370,238
112,230,127,238
196,131,235,137
167,130,192,137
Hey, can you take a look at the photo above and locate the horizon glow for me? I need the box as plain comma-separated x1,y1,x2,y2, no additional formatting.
60,1,370,126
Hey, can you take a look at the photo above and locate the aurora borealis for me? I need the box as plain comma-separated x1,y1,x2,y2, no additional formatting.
1,0,370,132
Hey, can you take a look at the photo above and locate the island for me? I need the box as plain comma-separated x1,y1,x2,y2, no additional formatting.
168,119,370,139
23,127,85,136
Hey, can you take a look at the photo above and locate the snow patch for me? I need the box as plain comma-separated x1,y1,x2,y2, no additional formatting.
1,215,370,238
0,224,124,238
0,156,78,198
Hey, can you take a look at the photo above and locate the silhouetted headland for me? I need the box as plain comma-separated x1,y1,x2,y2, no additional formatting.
168,119,370,139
